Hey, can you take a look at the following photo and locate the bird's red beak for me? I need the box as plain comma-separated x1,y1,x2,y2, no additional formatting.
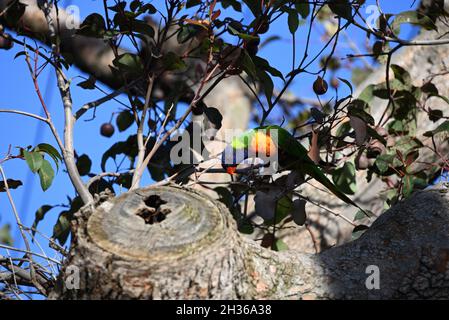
226,166,237,175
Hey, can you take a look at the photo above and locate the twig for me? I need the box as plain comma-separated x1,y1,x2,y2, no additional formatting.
86,170,134,188
305,222,319,254
41,1,93,204
74,86,128,120
0,109,48,122
0,166,47,295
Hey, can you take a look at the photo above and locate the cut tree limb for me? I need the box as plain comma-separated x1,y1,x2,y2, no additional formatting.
49,185,449,299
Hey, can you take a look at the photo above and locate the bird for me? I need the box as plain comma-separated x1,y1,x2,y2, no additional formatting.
221,125,367,214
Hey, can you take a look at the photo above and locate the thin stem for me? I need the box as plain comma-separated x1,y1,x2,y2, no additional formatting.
41,0,93,204
0,166,47,294
0,109,47,122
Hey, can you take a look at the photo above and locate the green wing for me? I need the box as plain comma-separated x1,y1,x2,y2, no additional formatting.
255,125,366,213
230,129,256,150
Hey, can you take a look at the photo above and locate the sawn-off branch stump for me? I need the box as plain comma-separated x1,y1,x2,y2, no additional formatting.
49,186,449,299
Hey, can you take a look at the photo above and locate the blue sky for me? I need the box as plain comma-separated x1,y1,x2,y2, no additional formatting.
0,1,418,252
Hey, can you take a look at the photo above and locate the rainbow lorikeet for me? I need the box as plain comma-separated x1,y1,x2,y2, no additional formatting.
221,125,365,213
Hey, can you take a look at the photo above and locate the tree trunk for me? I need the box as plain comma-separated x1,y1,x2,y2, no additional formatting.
49,184,449,299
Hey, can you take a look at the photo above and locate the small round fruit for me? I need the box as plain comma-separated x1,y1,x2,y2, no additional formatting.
100,123,115,137
313,76,328,95
0,34,13,50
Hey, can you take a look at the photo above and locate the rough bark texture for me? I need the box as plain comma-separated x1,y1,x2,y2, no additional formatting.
49,184,449,299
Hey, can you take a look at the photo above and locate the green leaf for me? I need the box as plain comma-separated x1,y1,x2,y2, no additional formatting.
131,19,155,38
14,51,26,60
113,53,144,75
336,121,351,138
403,175,415,197
253,56,284,80
238,220,254,234
274,239,289,252
116,110,135,132
257,70,274,106
375,154,395,174
35,143,62,171
338,77,353,95
353,209,374,221
76,154,92,176
347,101,375,125
101,135,138,171
328,0,352,21
391,10,437,33
0,179,22,192
0,224,13,246
177,24,201,43
352,225,369,240
295,1,310,19
228,25,260,42
291,199,307,226
77,76,97,90
186,0,202,8
162,52,187,71
108,2,126,12
38,159,55,191
23,150,43,173
31,205,54,237
332,162,356,195
287,9,299,34
390,64,411,85
428,109,443,122
424,120,449,137
204,107,223,130
221,0,242,11
76,13,106,38
275,196,293,224
214,187,234,208
242,0,262,17
388,119,407,134
52,211,72,246
241,50,257,79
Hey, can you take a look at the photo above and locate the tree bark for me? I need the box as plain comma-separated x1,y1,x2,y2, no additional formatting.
48,184,449,299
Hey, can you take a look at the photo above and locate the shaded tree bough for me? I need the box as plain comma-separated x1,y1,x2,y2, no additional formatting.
49,185,449,299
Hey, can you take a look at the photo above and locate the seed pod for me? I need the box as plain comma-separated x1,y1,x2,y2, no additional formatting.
313,76,328,95
100,123,115,138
